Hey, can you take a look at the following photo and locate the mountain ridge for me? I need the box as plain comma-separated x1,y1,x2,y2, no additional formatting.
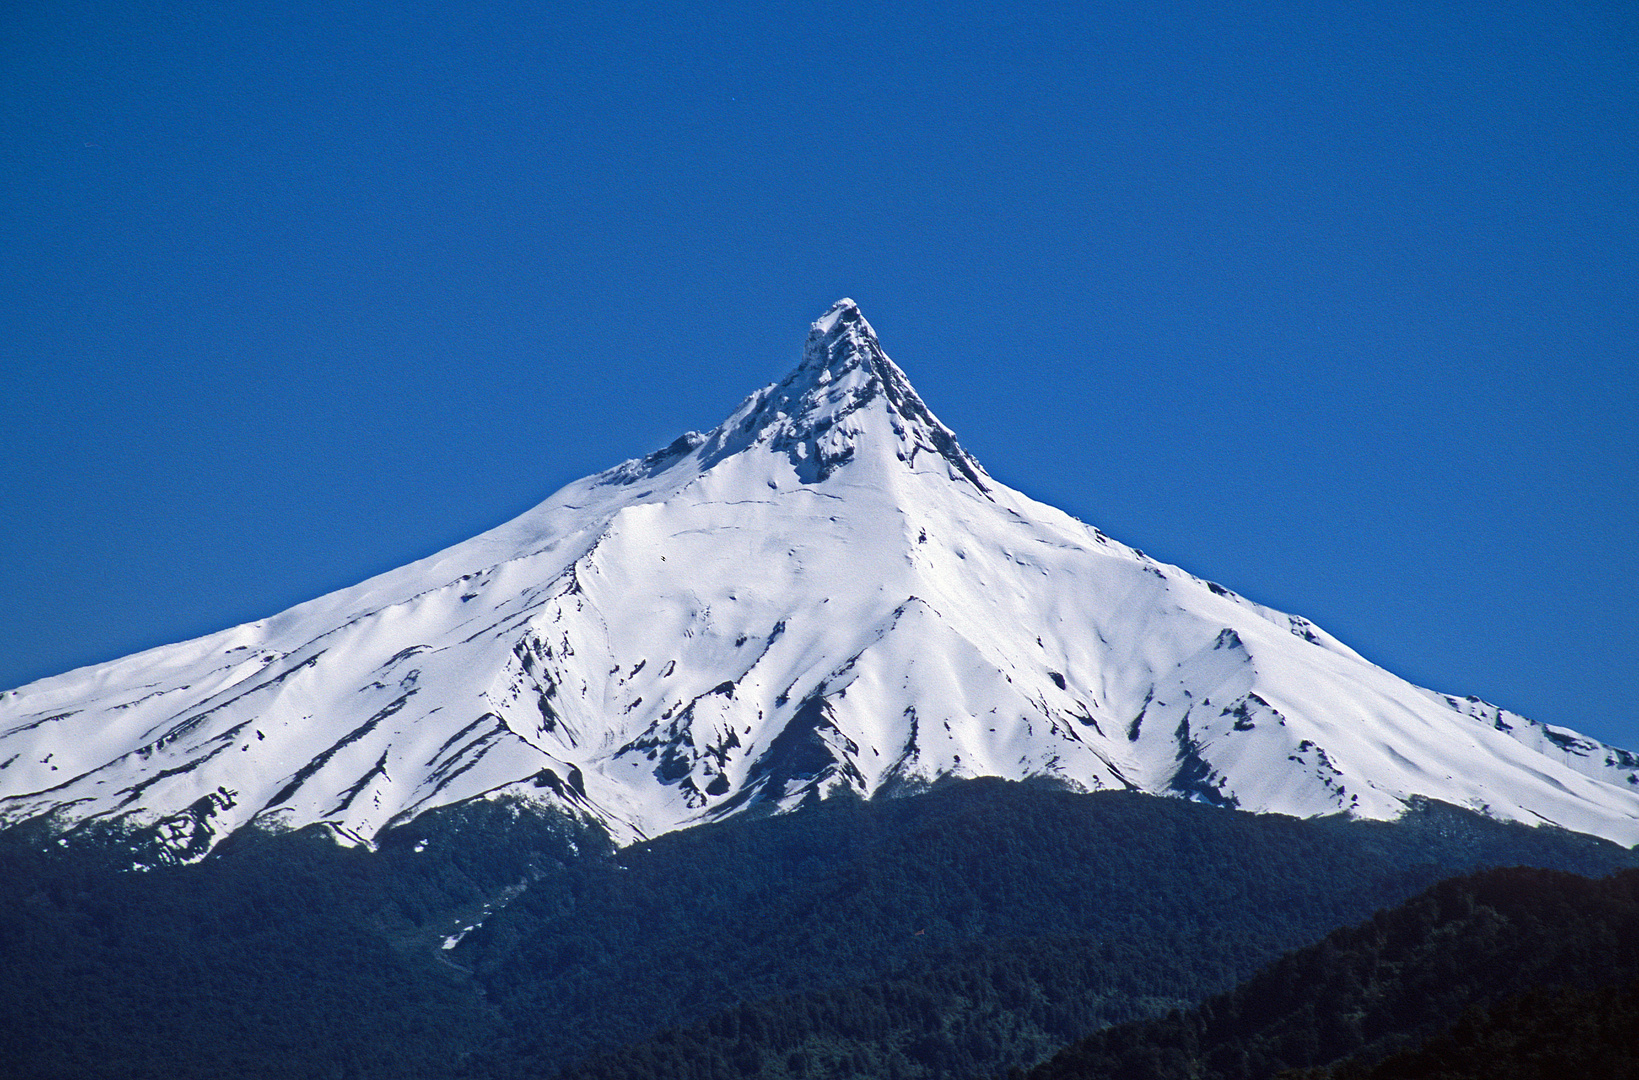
3,300,1637,860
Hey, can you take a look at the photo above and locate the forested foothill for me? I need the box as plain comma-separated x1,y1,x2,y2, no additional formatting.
1023,865,1639,1080
2,779,1636,1079
1303,980,1639,1080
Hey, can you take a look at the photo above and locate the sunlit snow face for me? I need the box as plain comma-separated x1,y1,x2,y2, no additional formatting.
3,301,1637,864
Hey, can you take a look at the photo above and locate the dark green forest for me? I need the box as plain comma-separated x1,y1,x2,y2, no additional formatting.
2,780,1636,1080
1024,865,1639,1080
1308,980,1639,1080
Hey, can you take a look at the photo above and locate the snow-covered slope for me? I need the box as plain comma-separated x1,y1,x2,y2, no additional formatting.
4,300,1637,859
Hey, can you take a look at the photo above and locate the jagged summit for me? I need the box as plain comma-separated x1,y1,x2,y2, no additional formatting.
592,299,973,490
802,298,877,372
696,299,989,489
3,301,1637,864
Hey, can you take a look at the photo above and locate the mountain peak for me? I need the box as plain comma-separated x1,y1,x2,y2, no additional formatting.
802,298,876,373
707,300,990,489
812,296,866,333
591,300,986,493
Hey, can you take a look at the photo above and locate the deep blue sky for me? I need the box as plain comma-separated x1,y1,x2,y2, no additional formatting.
4,2,1636,749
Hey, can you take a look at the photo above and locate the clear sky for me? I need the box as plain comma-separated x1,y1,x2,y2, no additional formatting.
3,2,1636,749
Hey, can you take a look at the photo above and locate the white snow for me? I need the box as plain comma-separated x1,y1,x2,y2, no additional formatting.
3,300,1638,858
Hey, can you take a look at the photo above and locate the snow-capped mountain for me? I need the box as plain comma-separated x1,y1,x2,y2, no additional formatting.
4,300,1637,860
